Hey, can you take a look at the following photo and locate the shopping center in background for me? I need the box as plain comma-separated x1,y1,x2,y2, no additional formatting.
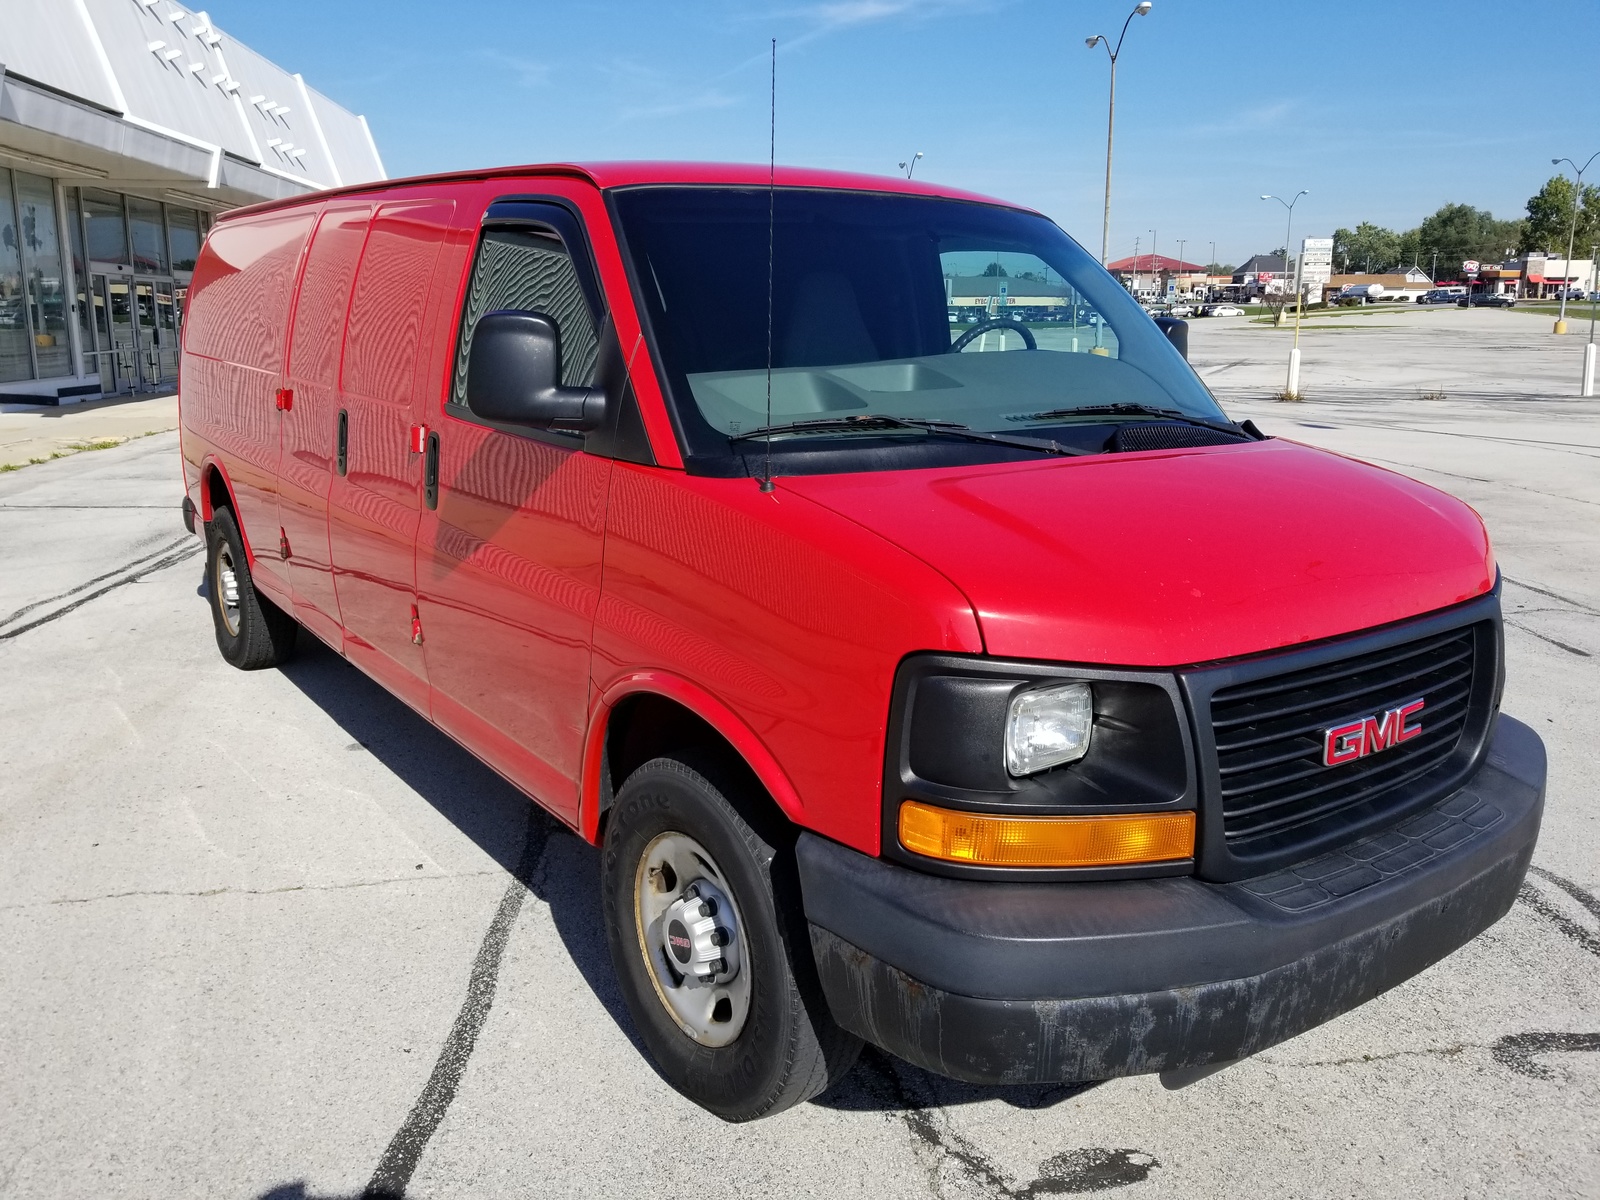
1,1,384,403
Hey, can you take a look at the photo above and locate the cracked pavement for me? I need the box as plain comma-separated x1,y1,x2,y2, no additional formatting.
1,309,1598,1198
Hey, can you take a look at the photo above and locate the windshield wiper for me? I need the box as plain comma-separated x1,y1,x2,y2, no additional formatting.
728,414,1086,456
1022,403,1263,440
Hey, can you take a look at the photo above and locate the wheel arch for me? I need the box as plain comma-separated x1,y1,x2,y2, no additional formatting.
582,672,806,845
198,458,259,565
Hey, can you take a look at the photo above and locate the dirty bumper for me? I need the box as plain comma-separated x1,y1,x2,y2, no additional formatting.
799,715,1545,1085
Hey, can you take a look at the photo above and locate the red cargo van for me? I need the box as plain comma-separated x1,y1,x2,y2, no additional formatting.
179,163,1544,1121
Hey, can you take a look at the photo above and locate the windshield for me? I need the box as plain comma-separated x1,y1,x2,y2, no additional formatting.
612,186,1228,474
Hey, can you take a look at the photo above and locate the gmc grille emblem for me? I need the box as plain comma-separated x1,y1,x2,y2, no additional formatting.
1322,698,1425,767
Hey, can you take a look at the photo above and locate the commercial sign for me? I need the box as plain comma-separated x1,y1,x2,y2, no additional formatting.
1300,237,1334,294
1463,259,1480,276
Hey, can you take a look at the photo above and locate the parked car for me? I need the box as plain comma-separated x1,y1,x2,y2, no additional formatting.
180,162,1544,1121
1459,294,1516,308
1417,290,1457,305
1166,303,1195,318
1202,303,1245,316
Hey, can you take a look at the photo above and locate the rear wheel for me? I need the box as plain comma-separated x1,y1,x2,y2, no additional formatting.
601,756,861,1121
206,506,297,669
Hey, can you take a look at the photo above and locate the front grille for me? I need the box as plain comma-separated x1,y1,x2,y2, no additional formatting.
1209,626,1478,846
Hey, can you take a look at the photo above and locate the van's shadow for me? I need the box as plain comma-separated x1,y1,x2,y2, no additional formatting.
269,615,1090,1115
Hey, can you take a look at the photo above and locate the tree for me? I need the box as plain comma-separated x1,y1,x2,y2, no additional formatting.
1332,222,1401,273
1413,203,1522,270
1520,175,1600,257
981,262,1007,277
1204,261,1235,275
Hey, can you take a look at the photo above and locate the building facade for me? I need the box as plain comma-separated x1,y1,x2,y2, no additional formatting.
1,0,384,401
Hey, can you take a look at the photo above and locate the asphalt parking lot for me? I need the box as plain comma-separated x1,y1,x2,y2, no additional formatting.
2,307,1597,1199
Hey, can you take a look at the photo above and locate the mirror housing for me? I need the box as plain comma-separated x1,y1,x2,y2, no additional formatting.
1152,315,1189,360
466,310,607,432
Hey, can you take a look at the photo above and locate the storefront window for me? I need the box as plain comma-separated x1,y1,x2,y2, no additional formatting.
128,197,168,274
167,206,201,273
0,169,31,382
82,189,129,266
15,172,71,379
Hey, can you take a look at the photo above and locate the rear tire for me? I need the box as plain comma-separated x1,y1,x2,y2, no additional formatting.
206,506,297,670
601,755,861,1121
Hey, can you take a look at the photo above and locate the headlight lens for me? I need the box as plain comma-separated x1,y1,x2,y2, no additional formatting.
1005,682,1093,776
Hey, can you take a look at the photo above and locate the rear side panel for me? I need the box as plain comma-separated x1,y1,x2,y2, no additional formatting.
183,207,317,595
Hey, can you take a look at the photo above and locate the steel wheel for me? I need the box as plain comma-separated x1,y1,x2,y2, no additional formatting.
634,831,751,1047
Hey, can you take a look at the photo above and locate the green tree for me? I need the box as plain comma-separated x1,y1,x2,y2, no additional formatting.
1412,203,1522,270
1332,222,1401,273
1520,175,1600,256
981,262,1007,277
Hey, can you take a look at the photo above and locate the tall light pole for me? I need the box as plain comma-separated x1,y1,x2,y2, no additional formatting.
1552,152,1598,333
1261,190,1309,326
1176,238,1186,296
1263,189,1310,396
898,151,923,179
1150,228,1157,296
1586,242,1598,397
1086,2,1153,266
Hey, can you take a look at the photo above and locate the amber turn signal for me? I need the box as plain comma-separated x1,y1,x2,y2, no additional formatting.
898,801,1195,868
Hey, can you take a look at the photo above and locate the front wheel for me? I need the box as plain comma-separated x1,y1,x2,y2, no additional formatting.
206,506,297,669
601,756,861,1121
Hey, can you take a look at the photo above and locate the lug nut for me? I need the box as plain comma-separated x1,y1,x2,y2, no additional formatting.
699,897,718,918
710,927,729,947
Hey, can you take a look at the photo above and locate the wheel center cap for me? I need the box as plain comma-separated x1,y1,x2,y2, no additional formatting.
666,918,693,965
658,879,740,984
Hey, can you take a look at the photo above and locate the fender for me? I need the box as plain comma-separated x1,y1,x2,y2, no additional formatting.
580,669,807,845
197,455,261,568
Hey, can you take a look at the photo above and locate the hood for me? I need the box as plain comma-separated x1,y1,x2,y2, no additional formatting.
782,440,1495,667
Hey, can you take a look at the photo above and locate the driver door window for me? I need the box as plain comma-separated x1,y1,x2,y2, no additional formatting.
449,228,599,412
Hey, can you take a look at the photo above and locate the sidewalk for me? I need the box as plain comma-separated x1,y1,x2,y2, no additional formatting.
0,391,180,470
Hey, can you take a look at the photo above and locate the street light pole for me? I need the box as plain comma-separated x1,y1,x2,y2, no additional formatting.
1087,2,1153,266
1262,190,1308,325
1262,189,1310,395
1552,152,1598,333
898,151,923,179
1585,242,1598,397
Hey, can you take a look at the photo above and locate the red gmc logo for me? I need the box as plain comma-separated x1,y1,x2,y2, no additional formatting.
1322,698,1425,767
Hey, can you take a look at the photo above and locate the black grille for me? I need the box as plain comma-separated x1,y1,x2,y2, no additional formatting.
1209,626,1478,846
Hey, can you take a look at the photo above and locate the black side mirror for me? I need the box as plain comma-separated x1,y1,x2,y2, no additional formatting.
1152,315,1189,360
466,310,607,432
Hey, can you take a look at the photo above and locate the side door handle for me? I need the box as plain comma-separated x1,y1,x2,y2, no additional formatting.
336,409,348,476
424,431,440,511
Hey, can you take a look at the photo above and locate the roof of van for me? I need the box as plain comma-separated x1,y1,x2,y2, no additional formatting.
217,161,1030,222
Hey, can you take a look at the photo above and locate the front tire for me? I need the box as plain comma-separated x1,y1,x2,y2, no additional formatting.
601,756,861,1121
205,506,297,670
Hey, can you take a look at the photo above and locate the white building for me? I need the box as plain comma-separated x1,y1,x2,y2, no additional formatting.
1,0,385,401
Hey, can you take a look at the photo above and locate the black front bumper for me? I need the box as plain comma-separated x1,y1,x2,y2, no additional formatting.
799,714,1545,1085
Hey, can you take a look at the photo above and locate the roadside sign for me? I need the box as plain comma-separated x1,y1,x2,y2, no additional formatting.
1257,272,1273,284
1463,259,1480,275
1300,237,1334,297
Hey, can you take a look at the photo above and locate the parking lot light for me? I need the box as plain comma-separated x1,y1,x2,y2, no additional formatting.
1086,2,1153,265
1551,152,1598,334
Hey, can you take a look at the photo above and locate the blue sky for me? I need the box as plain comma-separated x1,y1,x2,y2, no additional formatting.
213,0,1599,266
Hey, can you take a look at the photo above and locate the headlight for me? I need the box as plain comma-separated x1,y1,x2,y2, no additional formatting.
1004,682,1093,776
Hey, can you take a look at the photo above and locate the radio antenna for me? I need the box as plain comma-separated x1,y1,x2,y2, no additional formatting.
759,37,777,493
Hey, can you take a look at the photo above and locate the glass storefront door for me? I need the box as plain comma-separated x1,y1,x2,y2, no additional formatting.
102,275,138,390
83,272,183,391
153,281,179,383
